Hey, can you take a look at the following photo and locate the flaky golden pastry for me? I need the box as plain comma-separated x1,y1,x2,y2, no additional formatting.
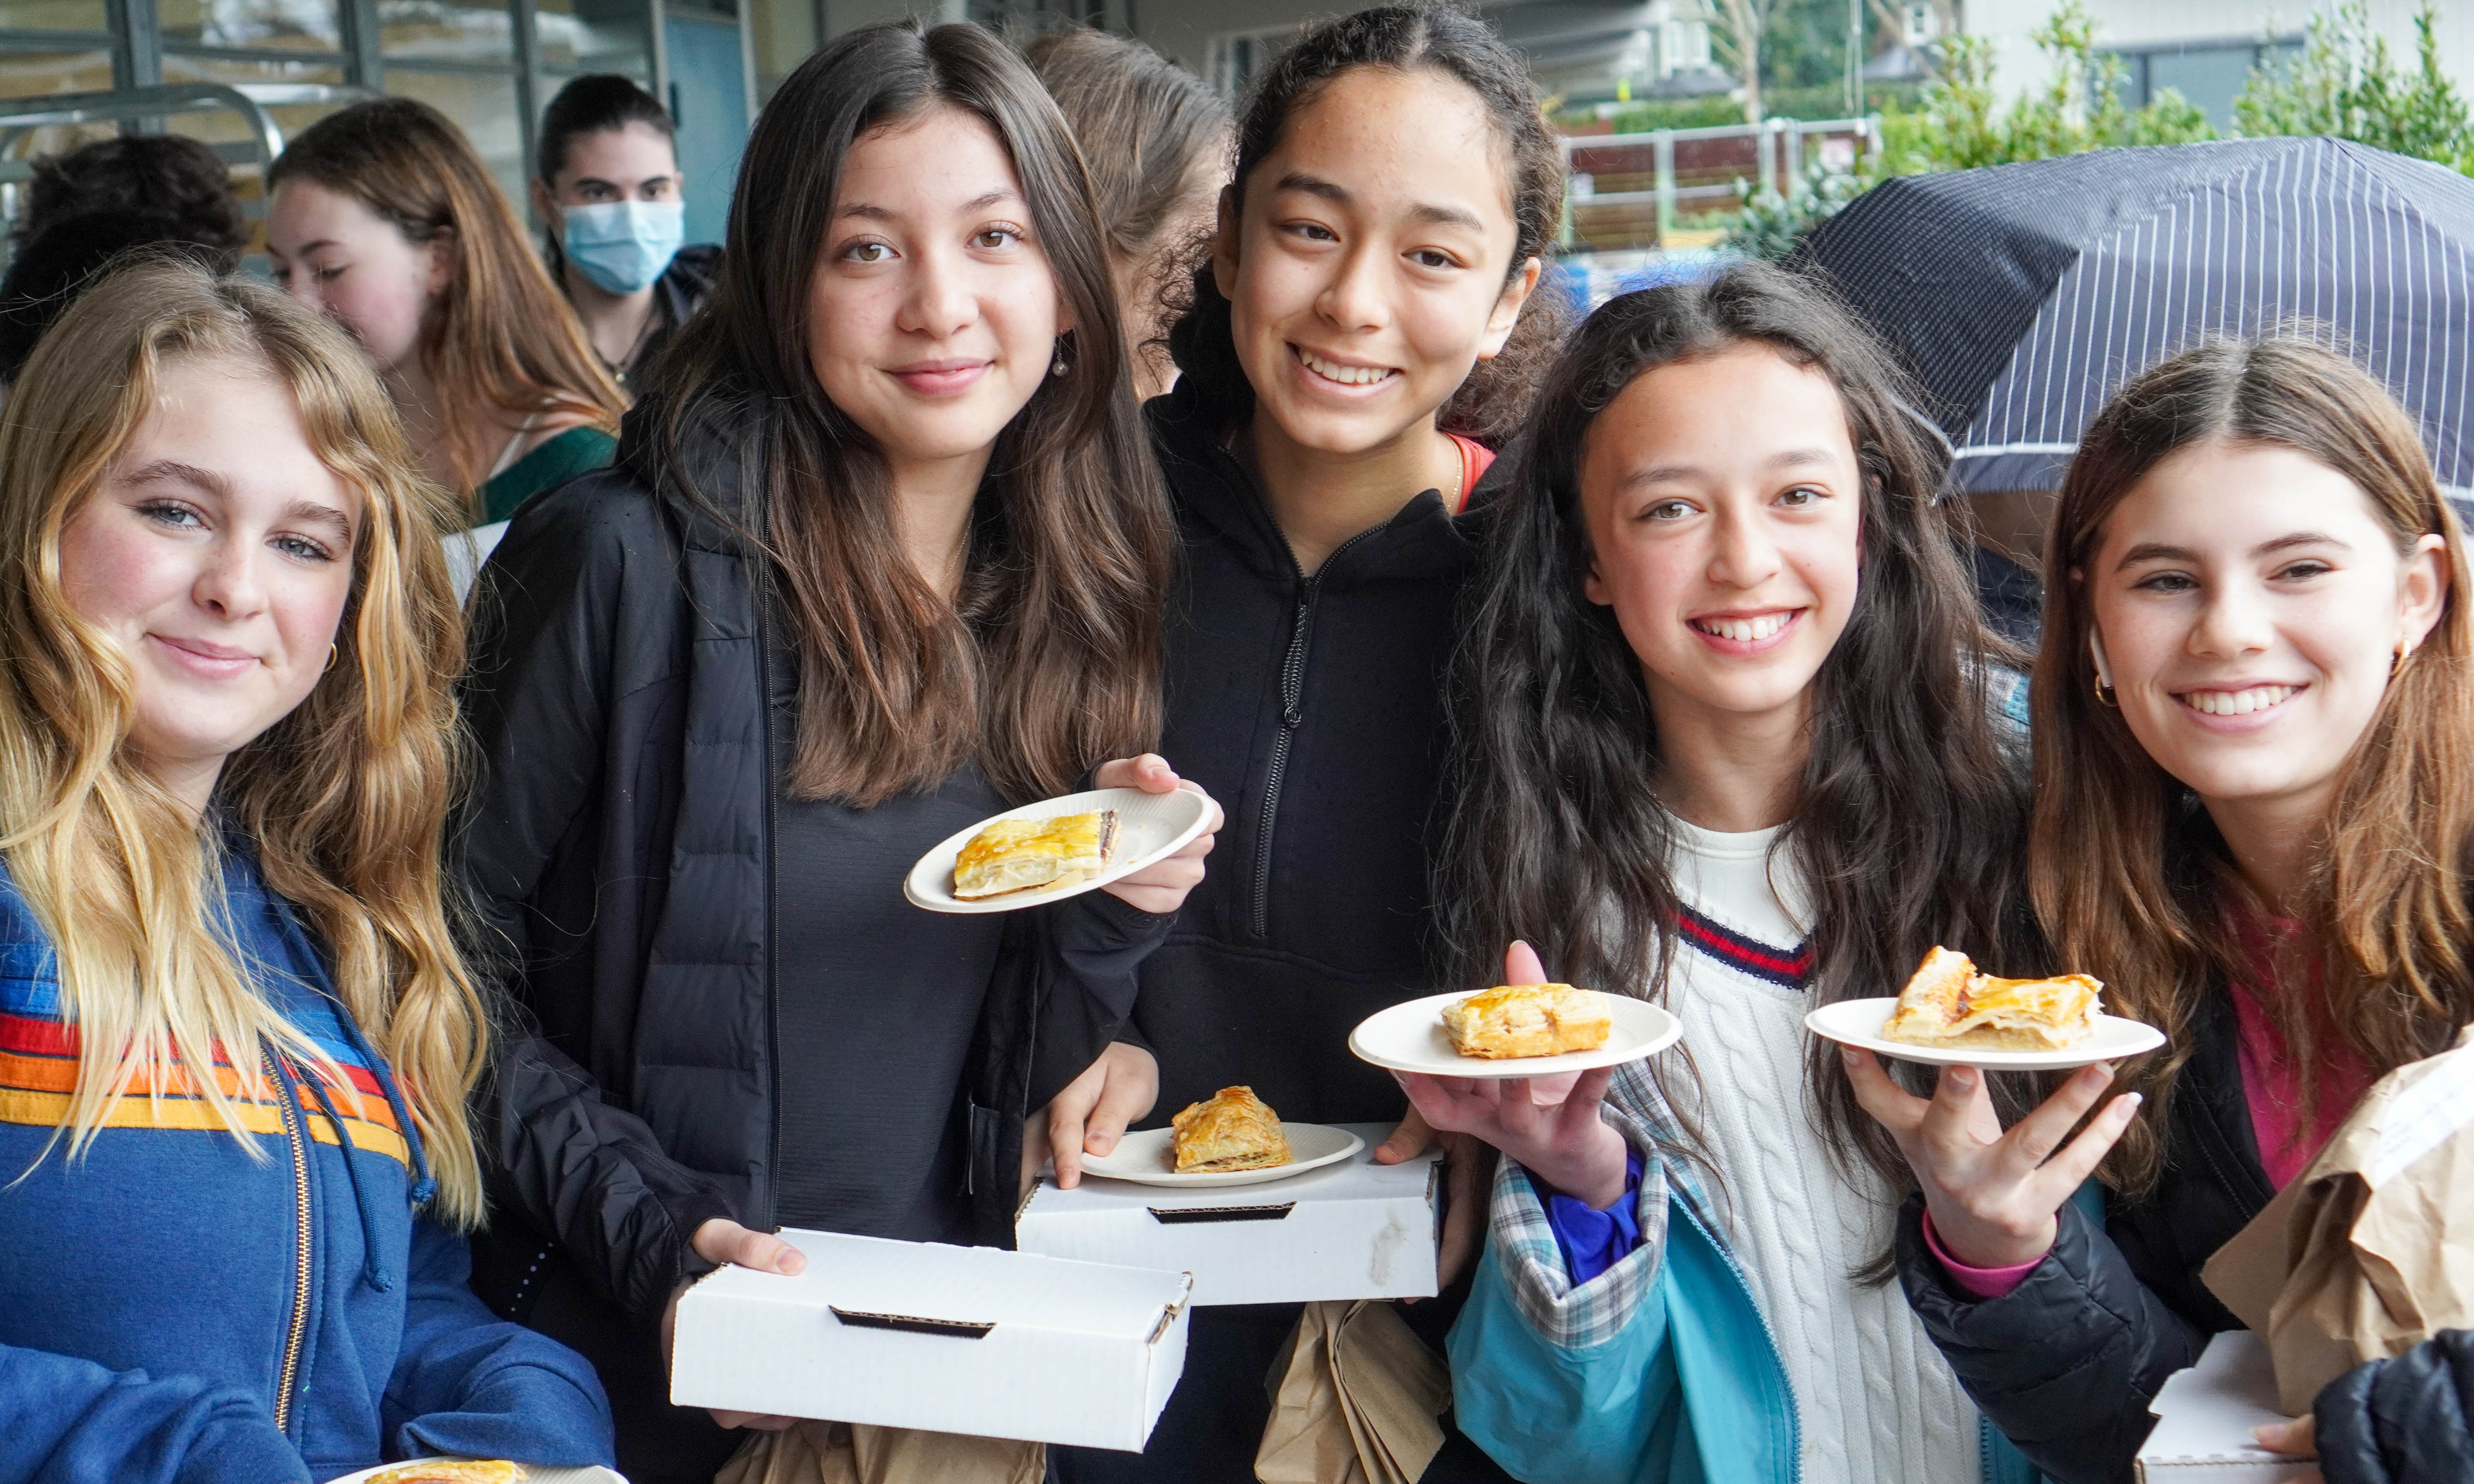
954,810,1117,899
1879,946,2103,1052
1442,983,1614,1059
1171,1086,1292,1172
367,1463,527,1484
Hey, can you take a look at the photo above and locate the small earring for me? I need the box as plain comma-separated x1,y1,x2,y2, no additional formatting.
2393,640,2411,678
1050,348,1068,377
2093,672,2119,708
325,643,340,673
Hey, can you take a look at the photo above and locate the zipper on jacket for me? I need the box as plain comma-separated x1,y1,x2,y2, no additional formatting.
266,1049,313,1435
756,553,783,1228
1249,527,1386,940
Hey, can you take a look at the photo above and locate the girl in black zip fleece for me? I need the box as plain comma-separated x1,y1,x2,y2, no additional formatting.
1047,8,1563,1483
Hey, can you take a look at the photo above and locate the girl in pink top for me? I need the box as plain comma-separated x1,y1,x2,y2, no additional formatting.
1847,337,2474,1484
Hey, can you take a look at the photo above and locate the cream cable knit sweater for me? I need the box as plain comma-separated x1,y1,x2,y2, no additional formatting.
1655,818,1982,1484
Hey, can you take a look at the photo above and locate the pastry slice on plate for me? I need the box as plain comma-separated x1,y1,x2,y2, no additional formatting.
1170,1086,1292,1173
953,810,1118,899
1880,945,2103,1052
367,1464,527,1484
1442,983,1614,1059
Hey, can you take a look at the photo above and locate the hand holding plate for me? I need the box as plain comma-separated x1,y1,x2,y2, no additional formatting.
1090,754,1222,914
1842,1049,2140,1269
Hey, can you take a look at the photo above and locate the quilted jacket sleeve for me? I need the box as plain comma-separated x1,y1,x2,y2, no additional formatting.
2316,1329,2474,1484
1895,1194,2208,1484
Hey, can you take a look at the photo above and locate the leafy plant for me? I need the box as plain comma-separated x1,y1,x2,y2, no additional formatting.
1878,1,2212,175
1722,159,1872,258
2234,2,2472,172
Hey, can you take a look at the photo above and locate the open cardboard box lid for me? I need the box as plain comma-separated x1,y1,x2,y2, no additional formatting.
2135,1331,2316,1482
1017,1122,1442,1305
670,1229,1191,1452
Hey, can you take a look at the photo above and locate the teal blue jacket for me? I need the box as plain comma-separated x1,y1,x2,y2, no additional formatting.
1446,1078,2044,1484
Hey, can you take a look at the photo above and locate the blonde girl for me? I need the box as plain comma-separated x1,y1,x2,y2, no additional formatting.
0,256,611,1482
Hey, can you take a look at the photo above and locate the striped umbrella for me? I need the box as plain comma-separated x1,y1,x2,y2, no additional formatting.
1797,137,2474,506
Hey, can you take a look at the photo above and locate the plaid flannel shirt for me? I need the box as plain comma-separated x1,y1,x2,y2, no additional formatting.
1485,1058,1719,1350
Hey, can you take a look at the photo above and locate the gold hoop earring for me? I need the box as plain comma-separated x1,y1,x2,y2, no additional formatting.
2093,673,2119,708
325,643,340,673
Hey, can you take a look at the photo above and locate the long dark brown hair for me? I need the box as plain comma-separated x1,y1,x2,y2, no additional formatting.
2034,336,2474,1192
1162,1,1566,446
270,98,624,510
642,21,1169,807
1444,263,2041,1199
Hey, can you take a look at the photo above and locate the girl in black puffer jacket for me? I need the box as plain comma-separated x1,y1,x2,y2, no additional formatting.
1844,336,2474,1484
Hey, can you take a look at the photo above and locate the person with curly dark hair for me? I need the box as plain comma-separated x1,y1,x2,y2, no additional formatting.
1061,5,1562,1481
0,135,249,389
16,133,248,252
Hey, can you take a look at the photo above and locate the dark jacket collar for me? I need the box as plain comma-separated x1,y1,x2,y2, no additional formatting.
1145,381,1498,590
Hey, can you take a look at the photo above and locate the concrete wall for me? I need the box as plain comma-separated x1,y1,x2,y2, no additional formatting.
1959,0,2472,115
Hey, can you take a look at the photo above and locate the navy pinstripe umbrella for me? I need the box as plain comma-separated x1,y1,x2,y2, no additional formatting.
1796,138,2474,505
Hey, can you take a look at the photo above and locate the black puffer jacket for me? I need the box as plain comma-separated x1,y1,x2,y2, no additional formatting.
1895,985,2474,1483
455,418,1155,1473
1123,383,1500,1127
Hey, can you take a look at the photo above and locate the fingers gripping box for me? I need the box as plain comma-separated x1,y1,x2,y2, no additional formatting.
2134,1331,2317,1482
669,1229,1192,1452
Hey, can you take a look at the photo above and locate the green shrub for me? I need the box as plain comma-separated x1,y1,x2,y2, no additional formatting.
2234,2,2472,172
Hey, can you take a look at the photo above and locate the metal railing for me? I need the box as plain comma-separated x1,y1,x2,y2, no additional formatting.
0,81,379,235
1560,113,1882,248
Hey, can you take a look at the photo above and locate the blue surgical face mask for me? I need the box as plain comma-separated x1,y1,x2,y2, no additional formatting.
561,199,685,295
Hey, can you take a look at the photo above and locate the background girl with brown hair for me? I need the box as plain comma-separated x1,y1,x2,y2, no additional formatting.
265,97,625,532
0,256,610,1480
1024,28,1230,403
455,22,1216,1482
1853,336,2474,1484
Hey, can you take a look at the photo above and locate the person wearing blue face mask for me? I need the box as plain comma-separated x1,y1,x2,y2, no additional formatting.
530,75,718,394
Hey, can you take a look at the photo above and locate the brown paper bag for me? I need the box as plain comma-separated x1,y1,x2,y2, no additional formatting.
1254,1299,1450,1484
2203,1025,2474,1414
713,1419,1044,1484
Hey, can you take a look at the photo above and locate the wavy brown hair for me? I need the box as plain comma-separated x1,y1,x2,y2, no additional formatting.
270,98,624,513
644,20,1169,806
1444,264,2042,1205
0,257,487,1224
2033,336,2474,1192
1162,0,1566,447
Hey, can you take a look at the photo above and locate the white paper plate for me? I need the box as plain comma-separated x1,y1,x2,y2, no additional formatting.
1804,997,2167,1070
1073,1122,1366,1188
1347,990,1683,1080
903,786,1215,915
324,1463,625,1484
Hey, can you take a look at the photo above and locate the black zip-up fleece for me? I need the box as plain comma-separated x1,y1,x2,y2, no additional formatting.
1129,383,1504,1128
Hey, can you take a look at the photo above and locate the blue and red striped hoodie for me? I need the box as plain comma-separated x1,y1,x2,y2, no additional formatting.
0,842,613,1483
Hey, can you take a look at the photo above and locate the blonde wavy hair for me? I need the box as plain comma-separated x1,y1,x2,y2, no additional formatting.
0,256,488,1225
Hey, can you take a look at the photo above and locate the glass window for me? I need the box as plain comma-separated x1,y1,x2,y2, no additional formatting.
0,50,116,185
384,65,522,205
536,0,652,76
381,0,516,64
2147,43,2262,130
0,0,108,34
158,0,342,52
160,52,348,146
0,47,111,100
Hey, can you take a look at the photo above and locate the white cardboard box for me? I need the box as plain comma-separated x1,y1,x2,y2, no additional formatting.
1014,1122,1442,1305
669,1228,1191,1452
2135,1330,2317,1482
